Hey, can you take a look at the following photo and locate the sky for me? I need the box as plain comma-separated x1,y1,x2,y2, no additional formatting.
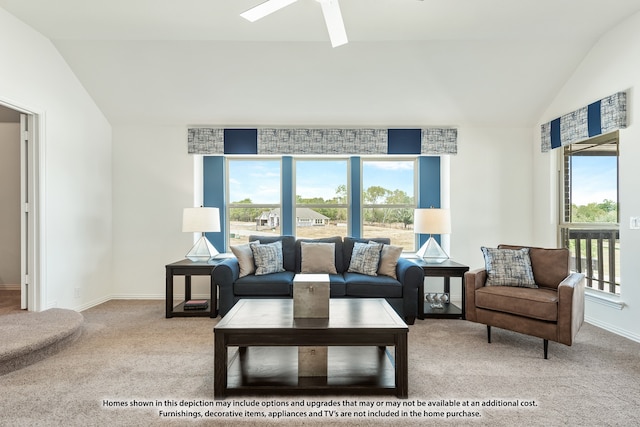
228,159,414,204
571,156,617,206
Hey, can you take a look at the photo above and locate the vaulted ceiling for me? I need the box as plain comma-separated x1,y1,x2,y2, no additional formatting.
2,0,640,127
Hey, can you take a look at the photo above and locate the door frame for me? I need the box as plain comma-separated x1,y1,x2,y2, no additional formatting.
2,98,43,312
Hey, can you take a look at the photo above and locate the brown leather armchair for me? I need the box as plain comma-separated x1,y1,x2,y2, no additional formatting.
465,244,585,359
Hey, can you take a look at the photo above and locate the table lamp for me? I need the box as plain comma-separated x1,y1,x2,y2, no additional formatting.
414,208,451,263
183,207,220,261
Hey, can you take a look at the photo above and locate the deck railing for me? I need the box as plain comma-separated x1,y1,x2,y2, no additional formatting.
560,226,620,294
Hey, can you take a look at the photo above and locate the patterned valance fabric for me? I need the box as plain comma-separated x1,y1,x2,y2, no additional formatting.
187,127,457,155
187,128,223,154
422,128,458,155
258,128,388,154
541,91,627,152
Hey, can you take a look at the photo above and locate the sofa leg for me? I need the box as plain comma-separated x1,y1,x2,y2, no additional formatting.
543,339,548,359
487,325,491,343
405,316,416,325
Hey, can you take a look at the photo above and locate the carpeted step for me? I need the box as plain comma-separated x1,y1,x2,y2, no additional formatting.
0,308,84,376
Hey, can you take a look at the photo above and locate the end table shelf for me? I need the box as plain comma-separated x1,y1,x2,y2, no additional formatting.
409,258,469,320
165,258,223,318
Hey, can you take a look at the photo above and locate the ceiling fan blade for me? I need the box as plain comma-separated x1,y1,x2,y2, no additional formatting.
319,0,348,47
240,0,299,22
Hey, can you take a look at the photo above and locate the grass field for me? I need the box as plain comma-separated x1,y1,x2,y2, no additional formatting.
228,221,417,251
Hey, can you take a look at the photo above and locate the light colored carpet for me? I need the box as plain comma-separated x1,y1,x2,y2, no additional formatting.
0,308,83,375
1,299,639,426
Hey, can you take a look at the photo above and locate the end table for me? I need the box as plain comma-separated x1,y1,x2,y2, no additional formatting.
165,258,223,318
409,258,469,320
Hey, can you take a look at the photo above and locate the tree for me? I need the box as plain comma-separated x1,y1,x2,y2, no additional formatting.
572,199,618,223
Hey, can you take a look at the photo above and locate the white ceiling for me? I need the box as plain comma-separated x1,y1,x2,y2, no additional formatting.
2,0,640,126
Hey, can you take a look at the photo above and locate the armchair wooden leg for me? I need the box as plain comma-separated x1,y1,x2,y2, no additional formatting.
487,325,491,343
544,339,548,359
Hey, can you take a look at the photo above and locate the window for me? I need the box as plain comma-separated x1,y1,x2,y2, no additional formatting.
227,159,281,247
294,159,348,239
215,155,434,252
362,159,417,251
559,132,620,294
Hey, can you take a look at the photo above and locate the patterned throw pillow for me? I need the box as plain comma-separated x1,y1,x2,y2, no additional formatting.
348,242,383,276
250,241,285,276
481,247,537,288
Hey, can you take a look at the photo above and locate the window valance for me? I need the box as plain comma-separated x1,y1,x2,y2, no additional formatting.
541,91,627,152
187,127,457,155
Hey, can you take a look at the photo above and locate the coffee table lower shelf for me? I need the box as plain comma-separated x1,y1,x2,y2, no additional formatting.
224,346,397,397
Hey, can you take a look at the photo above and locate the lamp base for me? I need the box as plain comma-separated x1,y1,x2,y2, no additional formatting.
416,236,449,264
186,236,219,262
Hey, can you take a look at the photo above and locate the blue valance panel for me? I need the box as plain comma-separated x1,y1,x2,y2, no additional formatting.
188,127,457,155
541,91,627,152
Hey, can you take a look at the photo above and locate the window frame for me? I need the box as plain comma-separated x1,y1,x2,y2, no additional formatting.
558,131,620,294
226,156,282,245
293,157,350,238
360,157,418,251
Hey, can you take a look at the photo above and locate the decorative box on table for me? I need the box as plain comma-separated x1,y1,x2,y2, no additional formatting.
293,273,330,319
293,274,330,377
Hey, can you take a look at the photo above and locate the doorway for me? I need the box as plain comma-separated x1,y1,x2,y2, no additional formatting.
0,102,40,312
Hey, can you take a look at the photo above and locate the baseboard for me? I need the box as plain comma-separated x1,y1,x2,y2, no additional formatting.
0,284,20,291
585,316,640,344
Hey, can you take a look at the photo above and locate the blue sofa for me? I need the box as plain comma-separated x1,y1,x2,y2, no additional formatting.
213,235,424,324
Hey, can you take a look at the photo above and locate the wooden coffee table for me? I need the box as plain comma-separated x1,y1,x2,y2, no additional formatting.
214,298,408,399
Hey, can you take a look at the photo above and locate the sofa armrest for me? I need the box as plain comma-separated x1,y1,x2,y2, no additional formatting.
464,268,487,322
557,272,585,345
213,258,240,317
396,258,424,319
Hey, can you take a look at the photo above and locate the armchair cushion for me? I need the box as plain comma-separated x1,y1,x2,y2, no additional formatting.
499,245,570,289
475,286,559,322
481,246,537,288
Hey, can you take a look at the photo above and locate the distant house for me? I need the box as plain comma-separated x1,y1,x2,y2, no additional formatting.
256,208,329,228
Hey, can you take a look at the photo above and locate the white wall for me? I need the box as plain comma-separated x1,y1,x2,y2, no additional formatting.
534,11,640,341
451,127,534,270
0,123,20,287
111,125,208,299
0,8,113,311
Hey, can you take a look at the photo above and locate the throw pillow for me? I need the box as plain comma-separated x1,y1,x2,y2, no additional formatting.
250,240,285,276
300,242,337,274
377,244,403,279
481,246,537,288
230,240,259,278
348,241,383,276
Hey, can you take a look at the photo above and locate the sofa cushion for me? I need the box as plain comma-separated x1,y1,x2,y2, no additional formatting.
230,240,259,278
328,274,347,297
343,237,390,271
299,241,338,274
481,246,537,288
344,272,403,298
250,241,285,275
475,286,558,322
295,236,344,273
499,245,570,289
348,241,383,276
233,271,295,296
378,244,403,279
249,235,296,272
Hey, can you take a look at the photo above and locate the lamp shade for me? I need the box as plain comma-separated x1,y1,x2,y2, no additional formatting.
182,207,220,233
413,208,451,235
